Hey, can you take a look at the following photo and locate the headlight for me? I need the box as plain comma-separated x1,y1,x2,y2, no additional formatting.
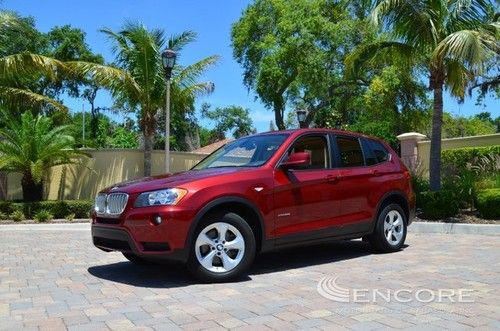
134,188,187,207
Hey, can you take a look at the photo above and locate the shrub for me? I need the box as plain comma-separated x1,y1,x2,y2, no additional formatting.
412,175,430,208
419,190,459,220
34,210,53,222
0,200,92,219
10,210,25,222
475,189,500,220
442,170,476,209
65,213,75,222
65,200,93,218
442,145,500,175
0,211,8,220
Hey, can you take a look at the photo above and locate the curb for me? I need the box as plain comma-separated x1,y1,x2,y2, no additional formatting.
0,223,90,231
411,221,500,236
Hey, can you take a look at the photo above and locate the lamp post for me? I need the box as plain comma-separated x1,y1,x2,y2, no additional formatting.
161,49,177,173
296,109,307,128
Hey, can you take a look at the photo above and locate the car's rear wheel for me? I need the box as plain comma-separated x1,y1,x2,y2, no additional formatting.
122,252,153,265
369,203,407,252
188,212,256,282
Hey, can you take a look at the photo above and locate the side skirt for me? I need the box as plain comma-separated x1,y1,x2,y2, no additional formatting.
270,221,372,250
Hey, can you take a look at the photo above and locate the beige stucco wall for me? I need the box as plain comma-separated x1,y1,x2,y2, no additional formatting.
417,133,500,175
6,150,207,201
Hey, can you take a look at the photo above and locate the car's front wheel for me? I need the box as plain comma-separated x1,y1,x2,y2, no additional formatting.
188,212,256,282
369,203,407,252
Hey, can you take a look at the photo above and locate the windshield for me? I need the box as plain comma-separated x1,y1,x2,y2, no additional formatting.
193,134,289,170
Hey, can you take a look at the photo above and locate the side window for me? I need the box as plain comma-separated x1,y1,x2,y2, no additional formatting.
369,140,389,163
361,138,377,166
336,136,364,167
288,135,329,169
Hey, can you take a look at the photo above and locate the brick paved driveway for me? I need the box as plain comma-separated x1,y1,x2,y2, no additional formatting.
1,224,499,330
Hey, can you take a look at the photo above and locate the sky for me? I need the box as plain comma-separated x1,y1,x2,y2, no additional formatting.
2,0,499,133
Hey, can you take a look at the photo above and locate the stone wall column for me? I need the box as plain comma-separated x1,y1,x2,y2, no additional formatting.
397,132,427,171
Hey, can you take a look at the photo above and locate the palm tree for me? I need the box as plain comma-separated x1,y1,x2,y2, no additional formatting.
76,22,218,176
0,111,88,201
346,0,498,190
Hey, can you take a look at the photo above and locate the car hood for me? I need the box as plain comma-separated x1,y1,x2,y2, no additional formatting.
101,167,253,194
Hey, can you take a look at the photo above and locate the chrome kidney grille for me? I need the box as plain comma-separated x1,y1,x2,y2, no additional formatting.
95,193,128,216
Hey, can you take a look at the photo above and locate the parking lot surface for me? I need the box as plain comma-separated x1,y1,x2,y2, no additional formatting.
1,225,499,330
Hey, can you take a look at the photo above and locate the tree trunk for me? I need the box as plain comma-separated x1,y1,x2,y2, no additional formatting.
273,97,286,130
21,173,43,202
143,132,153,177
429,71,444,191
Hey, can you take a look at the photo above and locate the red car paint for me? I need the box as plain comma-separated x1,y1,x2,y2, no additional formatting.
92,128,415,261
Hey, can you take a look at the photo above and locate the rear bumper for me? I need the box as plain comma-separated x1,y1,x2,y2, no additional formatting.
91,225,189,262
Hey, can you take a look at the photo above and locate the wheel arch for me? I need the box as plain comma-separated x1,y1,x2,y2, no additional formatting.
371,191,410,232
185,196,266,253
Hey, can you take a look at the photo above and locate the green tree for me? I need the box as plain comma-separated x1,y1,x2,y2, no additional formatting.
346,0,498,190
232,0,375,129
0,112,87,201
201,104,255,139
109,126,139,149
83,22,218,176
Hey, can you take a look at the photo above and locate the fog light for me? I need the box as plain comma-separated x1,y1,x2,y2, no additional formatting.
152,215,162,226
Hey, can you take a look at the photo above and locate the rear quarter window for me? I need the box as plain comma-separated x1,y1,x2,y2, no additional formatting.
361,138,390,165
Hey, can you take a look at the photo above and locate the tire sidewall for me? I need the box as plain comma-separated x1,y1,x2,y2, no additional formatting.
188,212,256,282
375,204,407,252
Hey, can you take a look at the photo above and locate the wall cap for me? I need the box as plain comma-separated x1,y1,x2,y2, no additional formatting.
397,132,427,141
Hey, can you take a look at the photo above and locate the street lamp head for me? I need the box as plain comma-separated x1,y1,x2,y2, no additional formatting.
161,49,177,79
296,109,307,124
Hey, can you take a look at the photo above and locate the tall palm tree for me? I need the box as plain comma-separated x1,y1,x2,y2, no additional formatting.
346,0,498,190
0,111,88,201
76,22,218,176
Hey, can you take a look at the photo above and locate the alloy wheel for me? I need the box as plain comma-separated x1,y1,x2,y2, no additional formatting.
384,210,404,245
195,222,245,273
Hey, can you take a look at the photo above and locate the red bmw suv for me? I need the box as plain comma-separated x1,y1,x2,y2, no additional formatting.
92,129,415,282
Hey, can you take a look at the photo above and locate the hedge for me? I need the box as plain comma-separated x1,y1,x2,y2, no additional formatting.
475,189,500,220
442,145,500,174
0,200,93,219
419,190,459,220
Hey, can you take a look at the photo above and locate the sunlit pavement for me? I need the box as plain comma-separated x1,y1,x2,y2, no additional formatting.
1,224,499,330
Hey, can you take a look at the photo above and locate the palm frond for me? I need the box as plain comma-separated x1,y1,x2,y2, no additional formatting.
0,53,67,81
433,26,498,74
66,61,142,100
0,86,68,112
445,59,474,98
345,41,414,78
371,0,441,49
174,55,219,88
168,31,197,51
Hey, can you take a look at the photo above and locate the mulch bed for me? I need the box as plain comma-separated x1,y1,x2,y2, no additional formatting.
416,210,499,224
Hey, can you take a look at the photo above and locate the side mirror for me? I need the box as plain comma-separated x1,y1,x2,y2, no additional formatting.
281,152,310,169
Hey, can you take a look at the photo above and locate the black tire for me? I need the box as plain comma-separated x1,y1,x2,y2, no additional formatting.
369,203,407,253
187,212,256,282
122,252,153,265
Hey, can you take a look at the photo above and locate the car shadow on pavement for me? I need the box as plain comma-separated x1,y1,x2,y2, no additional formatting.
251,239,375,275
88,240,408,288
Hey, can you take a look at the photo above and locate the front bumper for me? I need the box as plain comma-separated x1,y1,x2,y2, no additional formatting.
92,225,189,262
